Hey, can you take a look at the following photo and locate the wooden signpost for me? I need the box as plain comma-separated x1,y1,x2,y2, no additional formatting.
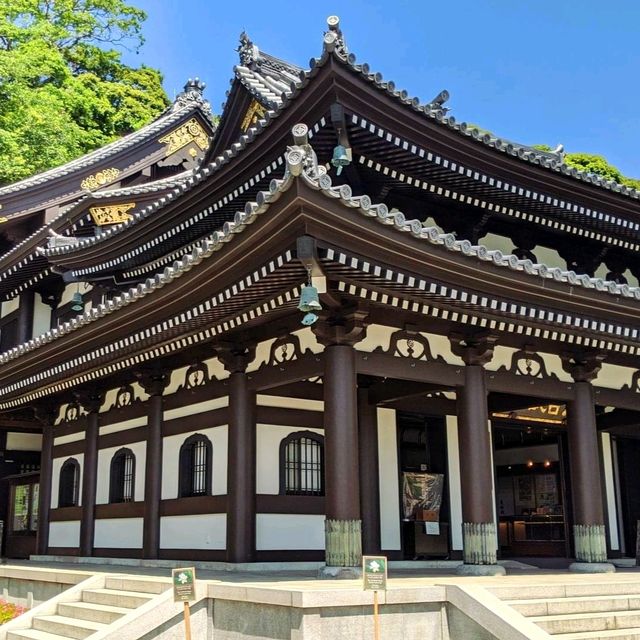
172,567,196,640
363,555,387,640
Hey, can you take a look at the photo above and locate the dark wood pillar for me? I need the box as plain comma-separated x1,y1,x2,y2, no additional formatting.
35,405,57,555
138,370,169,559
17,290,34,345
218,344,256,563
563,353,613,569
315,308,367,569
358,384,381,555
77,391,103,557
451,333,501,569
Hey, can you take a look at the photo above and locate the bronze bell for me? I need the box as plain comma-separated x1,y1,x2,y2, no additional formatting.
331,144,350,175
297,284,322,313
71,291,84,312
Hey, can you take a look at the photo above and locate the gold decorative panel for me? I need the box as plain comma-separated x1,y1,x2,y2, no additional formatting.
159,118,209,156
89,203,135,226
81,168,121,191
492,404,567,425
241,99,267,132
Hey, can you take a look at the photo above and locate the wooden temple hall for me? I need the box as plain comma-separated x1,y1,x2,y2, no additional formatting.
1,16,640,574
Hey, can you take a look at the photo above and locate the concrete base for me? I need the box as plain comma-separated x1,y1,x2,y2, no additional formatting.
317,565,362,580
568,561,616,573
455,563,506,577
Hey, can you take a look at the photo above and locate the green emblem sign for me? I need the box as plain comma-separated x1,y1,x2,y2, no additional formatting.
172,566,196,602
362,555,387,591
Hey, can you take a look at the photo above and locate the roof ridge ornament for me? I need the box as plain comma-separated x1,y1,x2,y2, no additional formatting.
238,31,259,67
323,15,348,59
171,77,211,115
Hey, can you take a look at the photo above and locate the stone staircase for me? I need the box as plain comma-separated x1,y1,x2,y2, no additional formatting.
488,581,640,640
4,576,169,640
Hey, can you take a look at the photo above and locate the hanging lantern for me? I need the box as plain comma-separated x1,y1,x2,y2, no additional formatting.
331,144,351,175
71,291,84,312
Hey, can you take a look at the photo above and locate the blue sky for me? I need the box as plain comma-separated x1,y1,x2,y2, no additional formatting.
124,1,640,178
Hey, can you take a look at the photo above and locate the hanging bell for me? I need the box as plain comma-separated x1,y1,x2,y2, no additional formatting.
297,284,322,313
71,291,84,312
331,144,351,175
301,312,319,326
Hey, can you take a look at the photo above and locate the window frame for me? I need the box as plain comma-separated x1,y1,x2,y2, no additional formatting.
178,434,212,498
279,431,325,497
109,447,136,503
58,457,80,508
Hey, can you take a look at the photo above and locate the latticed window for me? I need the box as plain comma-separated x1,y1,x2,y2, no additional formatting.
109,448,135,503
280,432,324,496
58,458,80,508
179,434,212,497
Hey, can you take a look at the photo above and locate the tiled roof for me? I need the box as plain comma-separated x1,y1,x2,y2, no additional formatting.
2,123,637,370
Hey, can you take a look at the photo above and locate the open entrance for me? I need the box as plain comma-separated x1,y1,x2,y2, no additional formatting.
491,402,570,558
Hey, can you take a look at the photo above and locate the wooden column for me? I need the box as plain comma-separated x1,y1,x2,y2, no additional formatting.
77,391,103,557
315,308,367,569
17,290,34,345
218,344,256,563
35,405,57,555
358,384,381,555
138,370,169,559
451,333,501,570
563,354,613,569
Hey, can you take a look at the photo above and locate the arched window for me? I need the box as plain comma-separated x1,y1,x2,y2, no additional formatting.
58,458,80,508
179,434,212,498
109,448,135,503
279,431,324,496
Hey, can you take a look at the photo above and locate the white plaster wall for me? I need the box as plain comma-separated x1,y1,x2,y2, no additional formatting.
53,432,84,446
0,298,19,318
256,395,323,411
355,324,395,353
49,521,80,548
51,454,84,509
6,432,41,451
256,514,325,550
99,416,147,436
247,328,324,372
94,518,143,548
96,442,146,504
32,294,51,338
163,396,228,422
601,432,620,551
595,363,636,390
160,514,226,549
161,425,228,499
256,424,324,495
377,408,401,551
446,416,463,551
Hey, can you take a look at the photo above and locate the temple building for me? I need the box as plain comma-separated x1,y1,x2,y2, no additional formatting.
0,16,639,574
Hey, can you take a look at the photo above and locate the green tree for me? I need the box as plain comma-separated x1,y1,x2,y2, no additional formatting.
0,0,169,185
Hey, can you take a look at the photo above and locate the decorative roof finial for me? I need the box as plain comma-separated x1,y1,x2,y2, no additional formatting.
238,31,259,67
183,77,206,95
323,15,348,59
171,77,211,115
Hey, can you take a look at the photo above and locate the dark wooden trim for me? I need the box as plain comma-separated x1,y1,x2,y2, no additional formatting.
254,550,324,562
52,440,84,458
160,494,227,517
256,494,325,515
36,424,53,553
163,407,229,437
92,547,143,559
99,426,147,450
257,406,323,429
47,547,79,556
159,549,226,562
163,379,229,410
53,416,88,438
100,401,147,424
95,501,144,519
143,393,162,559
49,507,82,522
79,411,99,556
249,354,324,391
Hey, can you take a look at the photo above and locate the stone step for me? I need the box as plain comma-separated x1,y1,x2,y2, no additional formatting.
530,610,640,635
552,628,640,639
103,576,169,595
32,614,107,640
491,584,640,601
7,628,71,640
508,595,640,617
57,601,131,624
82,587,155,608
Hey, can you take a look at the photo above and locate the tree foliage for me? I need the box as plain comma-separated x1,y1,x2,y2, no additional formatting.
0,0,169,185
